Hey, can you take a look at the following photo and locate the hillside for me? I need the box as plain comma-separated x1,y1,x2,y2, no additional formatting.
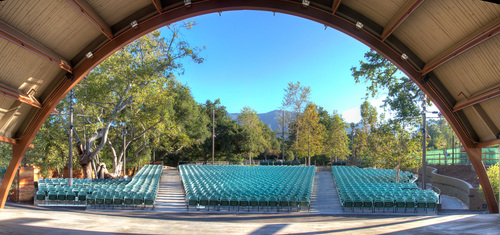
228,110,283,132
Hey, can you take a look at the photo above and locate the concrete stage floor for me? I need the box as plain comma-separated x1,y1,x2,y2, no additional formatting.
1,203,498,234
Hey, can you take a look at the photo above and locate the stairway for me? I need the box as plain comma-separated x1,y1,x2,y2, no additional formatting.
154,167,187,212
309,171,342,214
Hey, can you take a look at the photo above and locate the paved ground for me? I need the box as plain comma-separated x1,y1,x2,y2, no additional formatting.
1,203,498,234
0,167,485,234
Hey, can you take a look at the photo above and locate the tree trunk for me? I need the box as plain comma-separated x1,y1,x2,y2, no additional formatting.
77,141,93,179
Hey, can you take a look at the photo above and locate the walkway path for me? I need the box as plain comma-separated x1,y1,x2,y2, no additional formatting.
310,171,342,214
154,167,186,212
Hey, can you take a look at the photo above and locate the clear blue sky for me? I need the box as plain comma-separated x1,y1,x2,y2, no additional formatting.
160,10,381,123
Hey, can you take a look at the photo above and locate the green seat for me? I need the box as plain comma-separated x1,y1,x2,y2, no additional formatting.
66,191,76,202
384,197,394,212
57,191,67,201
229,197,239,211
86,194,96,205
208,196,219,211
35,190,46,201
405,197,416,213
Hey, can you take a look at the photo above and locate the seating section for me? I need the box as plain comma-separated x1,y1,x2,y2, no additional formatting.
35,164,162,209
179,165,315,212
333,166,438,213
259,161,300,166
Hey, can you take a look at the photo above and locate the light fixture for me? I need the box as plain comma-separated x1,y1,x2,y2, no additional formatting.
130,20,138,28
85,51,93,59
401,53,409,60
184,0,191,5
302,0,310,7
356,21,363,29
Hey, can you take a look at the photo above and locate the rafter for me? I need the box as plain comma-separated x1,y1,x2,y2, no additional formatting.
476,138,500,148
331,0,341,14
0,83,42,109
472,104,500,138
0,101,22,131
0,20,73,73
152,0,163,14
453,84,500,112
381,0,424,41
67,0,113,39
0,136,33,148
0,83,57,114
421,18,500,75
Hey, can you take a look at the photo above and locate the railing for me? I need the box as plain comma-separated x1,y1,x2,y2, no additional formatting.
428,185,442,204
424,150,499,165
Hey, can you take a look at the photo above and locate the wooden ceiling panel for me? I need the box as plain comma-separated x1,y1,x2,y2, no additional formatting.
0,104,33,138
0,98,17,122
462,107,497,142
477,98,500,138
0,39,62,99
342,0,406,28
432,36,500,101
86,0,152,26
393,0,500,63
0,0,101,59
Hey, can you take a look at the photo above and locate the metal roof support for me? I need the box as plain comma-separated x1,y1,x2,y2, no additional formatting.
421,18,500,75
0,0,496,213
67,0,114,40
0,20,73,73
381,0,424,41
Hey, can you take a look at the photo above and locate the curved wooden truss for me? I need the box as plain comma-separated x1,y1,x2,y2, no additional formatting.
0,0,498,213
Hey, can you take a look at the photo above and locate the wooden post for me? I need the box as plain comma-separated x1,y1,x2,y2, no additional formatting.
466,147,498,213
0,143,28,208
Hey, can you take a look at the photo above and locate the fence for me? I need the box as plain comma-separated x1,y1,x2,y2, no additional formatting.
425,147,499,166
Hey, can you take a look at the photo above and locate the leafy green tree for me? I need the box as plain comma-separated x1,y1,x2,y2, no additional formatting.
69,23,203,178
480,162,499,202
322,109,351,162
351,50,425,125
281,81,311,157
238,107,271,164
293,103,324,165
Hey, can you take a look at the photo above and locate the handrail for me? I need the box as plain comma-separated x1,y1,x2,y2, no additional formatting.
428,185,442,204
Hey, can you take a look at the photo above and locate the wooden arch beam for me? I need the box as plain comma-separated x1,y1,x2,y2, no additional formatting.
0,0,496,213
421,18,500,75
67,0,114,40
0,20,73,73
381,0,424,41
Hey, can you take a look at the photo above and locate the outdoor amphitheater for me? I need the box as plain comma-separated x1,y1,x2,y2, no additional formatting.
1,0,499,234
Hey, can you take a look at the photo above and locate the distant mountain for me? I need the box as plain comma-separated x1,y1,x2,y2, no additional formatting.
228,110,285,132
229,110,360,134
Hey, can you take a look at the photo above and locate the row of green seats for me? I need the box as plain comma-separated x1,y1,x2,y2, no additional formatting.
333,166,438,213
180,165,315,211
35,164,163,209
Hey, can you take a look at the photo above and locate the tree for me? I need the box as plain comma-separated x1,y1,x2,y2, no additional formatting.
351,50,425,125
72,23,203,178
238,107,271,164
281,81,311,158
320,108,351,162
293,103,324,165
479,163,499,202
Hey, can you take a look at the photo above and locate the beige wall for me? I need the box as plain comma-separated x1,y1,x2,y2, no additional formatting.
424,166,487,210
